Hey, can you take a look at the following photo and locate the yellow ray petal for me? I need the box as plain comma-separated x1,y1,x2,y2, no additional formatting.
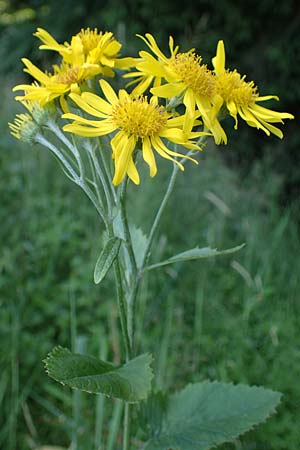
99,79,119,105
142,136,157,177
63,122,115,136
34,27,62,50
212,40,226,76
22,58,50,85
151,136,184,169
69,93,109,118
151,82,184,99
250,103,294,121
137,34,170,62
112,134,136,185
131,75,154,96
127,157,140,184
81,92,113,115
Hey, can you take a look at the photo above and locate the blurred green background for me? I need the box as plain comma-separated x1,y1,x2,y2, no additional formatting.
0,1,299,449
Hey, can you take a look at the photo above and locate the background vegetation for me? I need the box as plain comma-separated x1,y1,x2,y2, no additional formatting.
0,1,299,449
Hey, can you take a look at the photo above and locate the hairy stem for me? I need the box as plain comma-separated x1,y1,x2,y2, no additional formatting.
36,134,107,224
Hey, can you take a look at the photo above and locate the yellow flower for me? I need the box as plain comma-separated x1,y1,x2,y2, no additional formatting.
13,57,102,108
152,50,227,144
63,80,206,185
212,40,294,138
34,27,134,73
124,33,178,96
126,34,226,144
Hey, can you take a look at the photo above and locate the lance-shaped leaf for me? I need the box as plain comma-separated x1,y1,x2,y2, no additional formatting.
143,381,281,450
44,347,153,403
94,237,121,284
145,243,245,271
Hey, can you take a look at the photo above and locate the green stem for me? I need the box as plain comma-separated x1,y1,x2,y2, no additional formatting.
36,134,108,225
120,179,138,278
46,120,87,182
115,180,138,450
86,141,115,220
36,134,80,182
86,148,106,212
113,258,132,450
141,143,205,271
123,403,131,450
98,137,118,203
113,258,131,361
119,179,138,351
141,161,179,270
129,144,206,346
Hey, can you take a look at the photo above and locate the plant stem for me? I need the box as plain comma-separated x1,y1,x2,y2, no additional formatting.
141,161,179,270
115,180,138,450
98,137,118,203
128,144,206,346
123,403,131,450
119,179,138,350
120,179,138,278
35,134,80,182
113,258,132,450
86,141,115,220
141,143,206,270
115,144,205,450
113,259,131,361
36,134,108,225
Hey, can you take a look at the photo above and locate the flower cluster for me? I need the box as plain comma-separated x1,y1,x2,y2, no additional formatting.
126,34,294,143
10,28,294,186
13,28,134,110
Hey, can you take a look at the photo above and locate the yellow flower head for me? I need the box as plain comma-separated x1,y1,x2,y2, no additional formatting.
151,49,226,143
212,40,294,138
126,34,226,145
13,57,102,109
34,27,134,73
63,80,206,185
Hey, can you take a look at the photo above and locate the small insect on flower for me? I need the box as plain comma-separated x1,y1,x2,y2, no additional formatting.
212,40,294,138
62,80,207,186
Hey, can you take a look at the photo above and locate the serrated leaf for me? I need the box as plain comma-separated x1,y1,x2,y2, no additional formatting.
144,381,281,450
130,225,148,269
94,237,121,284
44,347,153,403
145,244,245,271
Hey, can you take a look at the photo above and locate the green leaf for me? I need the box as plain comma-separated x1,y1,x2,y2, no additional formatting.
143,381,281,450
94,237,121,284
44,347,153,403
112,209,126,240
130,225,148,269
145,244,245,271
139,391,169,436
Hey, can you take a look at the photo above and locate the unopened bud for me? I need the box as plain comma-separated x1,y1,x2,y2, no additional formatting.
9,113,39,144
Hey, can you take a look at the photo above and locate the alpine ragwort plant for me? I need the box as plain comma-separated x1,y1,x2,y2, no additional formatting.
9,27,294,450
